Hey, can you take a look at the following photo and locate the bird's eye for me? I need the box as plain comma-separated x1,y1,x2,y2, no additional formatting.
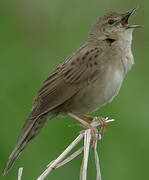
108,19,115,25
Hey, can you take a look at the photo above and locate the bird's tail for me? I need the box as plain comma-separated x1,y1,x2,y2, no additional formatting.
2,112,56,176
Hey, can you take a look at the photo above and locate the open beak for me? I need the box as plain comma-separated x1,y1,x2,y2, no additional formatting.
121,8,141,28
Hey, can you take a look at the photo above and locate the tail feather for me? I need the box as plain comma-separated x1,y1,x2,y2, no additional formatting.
2,112,56,176
2,142,24,176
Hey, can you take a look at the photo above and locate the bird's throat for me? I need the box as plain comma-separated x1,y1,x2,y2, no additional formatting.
105,38,116,44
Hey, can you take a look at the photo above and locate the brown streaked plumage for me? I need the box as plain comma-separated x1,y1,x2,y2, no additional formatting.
3,8,140,175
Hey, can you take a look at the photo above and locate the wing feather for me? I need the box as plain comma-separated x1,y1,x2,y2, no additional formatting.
30,43,103,118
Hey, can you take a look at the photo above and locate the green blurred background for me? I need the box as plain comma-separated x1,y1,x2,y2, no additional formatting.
0,0,148,179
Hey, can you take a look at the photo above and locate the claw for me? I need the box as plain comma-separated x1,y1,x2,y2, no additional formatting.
98,117,107,134
82,114,107,135
68,112,97,148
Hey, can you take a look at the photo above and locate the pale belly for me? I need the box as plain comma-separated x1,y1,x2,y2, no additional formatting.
63,66,124,115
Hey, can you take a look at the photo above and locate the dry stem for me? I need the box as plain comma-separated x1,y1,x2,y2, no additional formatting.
17,117,114,180
17,167,23,180
36,117,114,180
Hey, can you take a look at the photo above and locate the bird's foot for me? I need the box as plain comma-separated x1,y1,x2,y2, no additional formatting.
67,112,97,148
82,114,107,135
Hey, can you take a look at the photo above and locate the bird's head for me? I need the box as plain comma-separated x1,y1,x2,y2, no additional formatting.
89,8,140,41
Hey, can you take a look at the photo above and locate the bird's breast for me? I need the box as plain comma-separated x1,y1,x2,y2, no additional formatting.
63,64,124,115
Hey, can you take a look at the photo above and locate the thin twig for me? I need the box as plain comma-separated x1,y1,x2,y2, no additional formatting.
53,147,84,169
17,167,23,180
37,133,84,180
81,129,91,180
94,140,102,180
36,117,114,180
80,158,84,180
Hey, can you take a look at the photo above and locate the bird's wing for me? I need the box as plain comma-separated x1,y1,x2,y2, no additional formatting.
30,43,104,118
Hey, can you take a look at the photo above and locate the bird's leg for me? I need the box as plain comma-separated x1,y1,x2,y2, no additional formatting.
67,112,97,147
82,114,94,121
82,114,107,134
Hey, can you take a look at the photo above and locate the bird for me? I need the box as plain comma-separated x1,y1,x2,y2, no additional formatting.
2,8,140,176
